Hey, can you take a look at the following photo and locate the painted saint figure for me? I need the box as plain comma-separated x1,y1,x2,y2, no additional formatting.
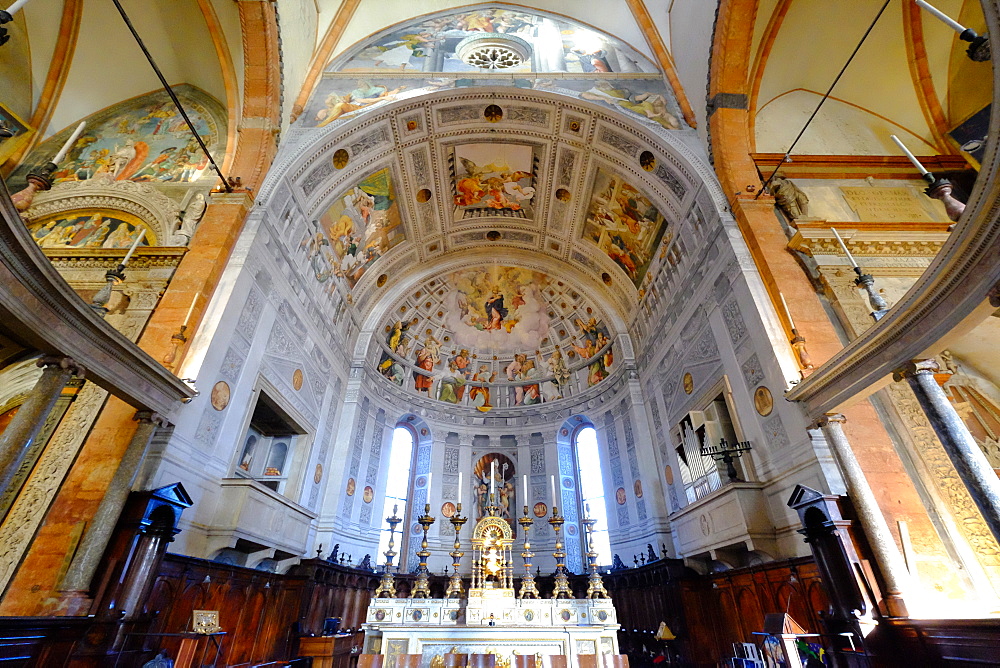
484,289,507,330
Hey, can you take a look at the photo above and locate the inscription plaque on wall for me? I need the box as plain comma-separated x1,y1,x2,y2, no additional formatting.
840,187,934,222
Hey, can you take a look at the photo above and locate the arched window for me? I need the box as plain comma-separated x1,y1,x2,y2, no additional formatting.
377,426,416,561
575,426,612,565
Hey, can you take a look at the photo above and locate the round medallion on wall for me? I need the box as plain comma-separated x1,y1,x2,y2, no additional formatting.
363,486,374,503
639,150,656,172
533,502,548,517
486,230,502,241
449,610,459,621
561,428,569,436
416,188,432,203
597,610,608,622
754,385,774,416
374,609,386,621
633,479,643,498
314,463,323,484
664,465,674,485
441,502,456,518
210,381,230,411
560,610,572,622
406,119,419,131
682,372,694,394
292,369,304,391
484,104,503,122
411,523,422,536
562,477,574,489
376,273,388,287
421,428,428,436
416,476,427,487
601,272,613,286
524,610,534,621
332,149,349,169
615,487,627,505
555,188,571,202
566,524,577,536
700,514,711,536
346,477,356,496
412,610,423,622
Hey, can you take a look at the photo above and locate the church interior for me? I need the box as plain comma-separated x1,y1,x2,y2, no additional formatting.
2,0,1000,665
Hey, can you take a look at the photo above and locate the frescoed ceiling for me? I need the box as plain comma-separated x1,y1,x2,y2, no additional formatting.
276,87,710,324
276,6,706,334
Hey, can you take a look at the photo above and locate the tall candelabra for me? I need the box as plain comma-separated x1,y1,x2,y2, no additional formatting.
410,502,436,598
582,515,609,599
374,505,401,598
518,505,539,598
446,504,468,598
549,506,572,599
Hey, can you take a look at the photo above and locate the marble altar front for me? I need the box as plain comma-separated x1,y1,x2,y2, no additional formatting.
362,595,619,668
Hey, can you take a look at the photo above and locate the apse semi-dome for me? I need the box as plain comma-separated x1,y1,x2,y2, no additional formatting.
371,265,616,412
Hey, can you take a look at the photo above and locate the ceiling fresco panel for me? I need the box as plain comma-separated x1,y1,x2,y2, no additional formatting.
315,167,405,289
582,167,670,288
452,142,537,219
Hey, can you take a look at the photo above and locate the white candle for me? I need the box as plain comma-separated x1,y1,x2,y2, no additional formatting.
3,0,33,18
426,472,432,493
490,461,496,496
915,0,967,34
457,472,463,507
830,228,859,269
890,134,930,176
522,474,528,504
120,228,146,267
779,292,795,330
52,122,85,165
550,474,556,507
182,293,199,327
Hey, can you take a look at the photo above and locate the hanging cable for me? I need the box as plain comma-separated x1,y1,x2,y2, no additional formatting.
757,0,892,198
109,0,232,192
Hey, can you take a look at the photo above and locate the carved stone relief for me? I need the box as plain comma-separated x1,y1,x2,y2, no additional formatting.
0,383,108,591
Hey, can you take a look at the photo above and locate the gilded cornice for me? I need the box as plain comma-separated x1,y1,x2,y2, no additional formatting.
788,222,951,258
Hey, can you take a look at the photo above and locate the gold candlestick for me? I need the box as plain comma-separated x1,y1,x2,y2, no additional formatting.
518,505,539,599
410,503,436,598
582,515,608,599
446,504,468,598
549,506,571,599
374,505,402,598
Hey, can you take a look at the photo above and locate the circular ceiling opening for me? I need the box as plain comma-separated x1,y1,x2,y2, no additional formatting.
457,34,532,70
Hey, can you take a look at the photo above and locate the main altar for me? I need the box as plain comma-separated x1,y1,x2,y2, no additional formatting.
363,471,620,667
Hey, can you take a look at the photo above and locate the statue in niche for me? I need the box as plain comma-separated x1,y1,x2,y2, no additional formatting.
646,543,658,563
173,193,207,245
770,175,809,220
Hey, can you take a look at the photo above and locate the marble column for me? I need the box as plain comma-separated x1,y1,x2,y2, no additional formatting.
59,411,165,595
895,360,1000,545
0,356,84,496
814,414,911,617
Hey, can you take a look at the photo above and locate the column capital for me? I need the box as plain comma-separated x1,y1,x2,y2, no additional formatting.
812,413,846,430
133,410,168,427
892,359,940,381
37,355,85,379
